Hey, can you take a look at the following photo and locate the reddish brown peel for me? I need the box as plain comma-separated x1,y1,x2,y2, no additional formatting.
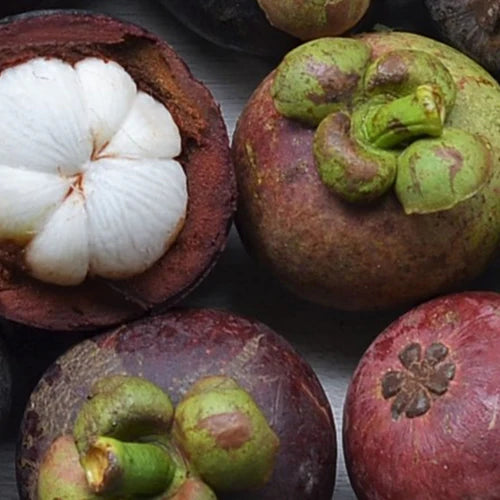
344,292,500,499
17,309,336,500
0,12,236,331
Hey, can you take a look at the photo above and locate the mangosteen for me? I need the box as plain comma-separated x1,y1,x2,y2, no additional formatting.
0,333,11,432
0,11,236,331
425,0,500,79
17,309,336,500
232,33,500,311
157,0,371,57
343,292,500,498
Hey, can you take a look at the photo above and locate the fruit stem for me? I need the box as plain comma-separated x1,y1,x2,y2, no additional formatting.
363,84,446,149
81,436,176,497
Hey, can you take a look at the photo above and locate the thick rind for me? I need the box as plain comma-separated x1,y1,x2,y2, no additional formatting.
343,292,500,499
0,11,236,331
16,309,336,500
232,31,500,311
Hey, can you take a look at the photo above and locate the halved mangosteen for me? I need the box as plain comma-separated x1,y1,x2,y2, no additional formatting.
343,292,500,498
0,11,236,332
157,0,372,57
425,0,500,79
232,32,500,311
17,308,337,500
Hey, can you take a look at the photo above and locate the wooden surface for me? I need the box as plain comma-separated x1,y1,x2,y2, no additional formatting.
0,1,498,499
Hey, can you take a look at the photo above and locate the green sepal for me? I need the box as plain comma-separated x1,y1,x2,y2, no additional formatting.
395,128,493,214
363,49,457,114
271,37,371,126
172,376,279,493
314,110,397,202
73,375,174,455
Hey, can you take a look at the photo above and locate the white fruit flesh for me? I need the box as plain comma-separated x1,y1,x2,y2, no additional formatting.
0,57,187,286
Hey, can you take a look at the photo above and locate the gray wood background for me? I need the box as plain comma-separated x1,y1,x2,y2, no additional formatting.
0,1,497,498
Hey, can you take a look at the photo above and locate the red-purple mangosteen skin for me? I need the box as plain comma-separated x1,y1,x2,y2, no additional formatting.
343,292,500,499
232,31,500,311
16,309,336,500
0,12,236,332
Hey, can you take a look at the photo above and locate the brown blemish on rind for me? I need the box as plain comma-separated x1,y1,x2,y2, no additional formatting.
198,412,253,450
365,54,408,91
436,147,464,185
0,12,236,331
381,341,456,420
305,61,360,105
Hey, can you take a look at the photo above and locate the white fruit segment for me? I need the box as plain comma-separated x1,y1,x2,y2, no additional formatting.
76,58,137,153
104,91,182,159
0,57,187,286
26,192,89,286
84,158,187,279
0,166,71,244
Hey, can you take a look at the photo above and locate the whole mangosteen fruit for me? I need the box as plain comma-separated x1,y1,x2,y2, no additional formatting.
158,0,371,57
232,32,500,311
343,291,500,498
425,0,500,79
17,308,336,500
0,11,236,331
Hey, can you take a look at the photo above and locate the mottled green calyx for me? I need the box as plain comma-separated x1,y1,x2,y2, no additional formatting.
381,342,456,420
73,375,174,455
38,436,99,500
314,111,397,202
363,49,457,113
271,37,371,126
395,128,493,214
82,436,174,496
173,376,280,492
362,84,446,149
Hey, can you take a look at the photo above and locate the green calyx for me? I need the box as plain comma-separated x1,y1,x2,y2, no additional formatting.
395,128,493,214
271,37,371,126
82,436,175,497
363,49,457,114
275,39,490,211
314,111,397,202
361,84,446,149
38,375,279,500
173,376,280,492
73,375,174,455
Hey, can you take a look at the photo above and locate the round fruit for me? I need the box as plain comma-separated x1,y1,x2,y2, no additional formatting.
343,292,500,499
425,0,499,79
232,32,500,310
17,309,336,500
0,11,235,331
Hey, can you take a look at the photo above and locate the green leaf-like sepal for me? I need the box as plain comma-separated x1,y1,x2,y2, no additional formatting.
395,128,493,214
